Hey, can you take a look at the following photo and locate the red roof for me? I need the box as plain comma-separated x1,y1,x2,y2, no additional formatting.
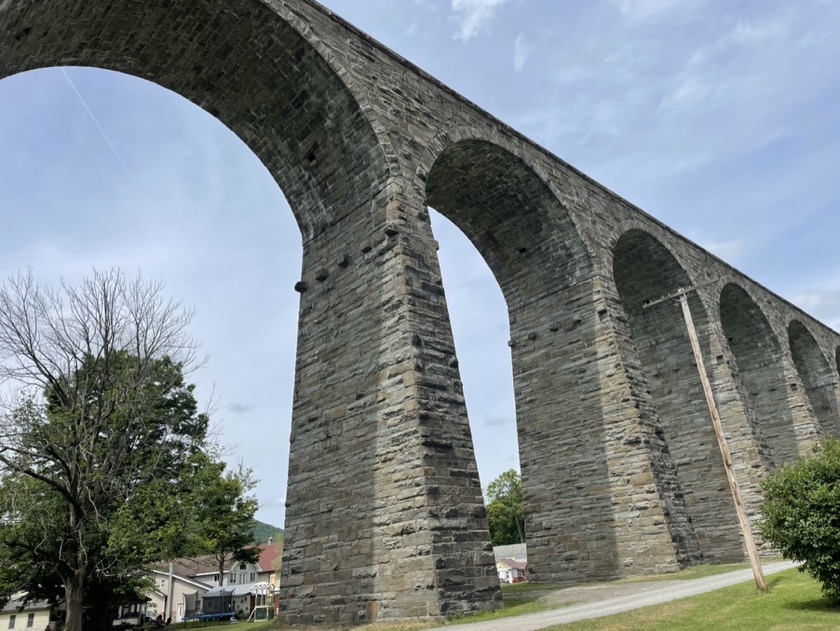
255,542,281,572
152,542,282,578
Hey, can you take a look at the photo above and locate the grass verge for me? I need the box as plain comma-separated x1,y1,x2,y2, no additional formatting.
616,561,754,583
547,568,839,631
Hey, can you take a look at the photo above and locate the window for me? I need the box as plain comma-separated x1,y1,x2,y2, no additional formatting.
26,614,33,629
239,563,246,570
160,578,167,588
213,574,219,583
8,614,15,629
240,573,246,584
229,573,236,584
249,572,255,582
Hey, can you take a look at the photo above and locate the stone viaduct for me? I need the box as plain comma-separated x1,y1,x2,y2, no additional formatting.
2,0,839,625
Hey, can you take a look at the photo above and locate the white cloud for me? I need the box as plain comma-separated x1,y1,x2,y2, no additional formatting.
451,0,511,40
484,414,513,427
660,75,709,111
615,0,681,21
228,402,256,414
513,32,531,71
731,16,789,47
793,288,840,331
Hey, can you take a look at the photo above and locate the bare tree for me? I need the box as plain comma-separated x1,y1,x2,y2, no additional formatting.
0,268,198,395
0,269,209,631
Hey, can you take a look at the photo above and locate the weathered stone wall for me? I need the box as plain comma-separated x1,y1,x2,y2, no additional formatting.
2,0,840,624
285,0,840,589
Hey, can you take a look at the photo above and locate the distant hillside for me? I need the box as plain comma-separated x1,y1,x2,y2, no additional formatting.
251,519,284,545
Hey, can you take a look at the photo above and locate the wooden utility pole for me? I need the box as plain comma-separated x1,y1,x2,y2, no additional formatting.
644,286,767,592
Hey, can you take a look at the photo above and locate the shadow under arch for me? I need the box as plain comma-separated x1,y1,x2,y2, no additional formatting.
613,229,743,563
720,283,799,467
0,0,392,240
788,320,840,437
425,137,623,582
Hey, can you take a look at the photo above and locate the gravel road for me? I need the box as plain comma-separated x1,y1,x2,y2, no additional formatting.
431,561,797,631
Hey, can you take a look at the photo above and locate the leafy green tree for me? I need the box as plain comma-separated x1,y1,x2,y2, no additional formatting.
0,270,246,631
760,437,840,604
189,457,260,586
250,520,284,546
485,469,525,546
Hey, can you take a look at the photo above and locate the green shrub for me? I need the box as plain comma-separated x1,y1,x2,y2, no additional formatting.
760,437,840,605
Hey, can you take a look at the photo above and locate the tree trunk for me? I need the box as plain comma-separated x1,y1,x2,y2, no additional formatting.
63,569,86,631
218,556,226,587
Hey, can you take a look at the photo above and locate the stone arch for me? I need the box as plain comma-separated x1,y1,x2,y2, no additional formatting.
424,135,591,304
0,0,393,240
788,320,840,437
836,346,840,379
720,283,799,466
424,136,628,582
1,2,481,625
613,229,744,563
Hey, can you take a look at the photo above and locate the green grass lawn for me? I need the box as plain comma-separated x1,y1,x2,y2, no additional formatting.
167,619,279,631
549,569,839,631
616,561,755,583
179,567,838,631
451,563,773,624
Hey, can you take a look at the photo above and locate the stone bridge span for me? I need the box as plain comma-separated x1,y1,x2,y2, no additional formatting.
1,0,838,625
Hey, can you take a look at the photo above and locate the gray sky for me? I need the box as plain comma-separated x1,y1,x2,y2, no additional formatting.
1,0,839,528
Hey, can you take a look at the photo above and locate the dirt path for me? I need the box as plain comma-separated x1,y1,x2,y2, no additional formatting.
430,561,796,631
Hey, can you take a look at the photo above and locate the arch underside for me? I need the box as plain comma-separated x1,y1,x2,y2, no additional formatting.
0,0,387,239
789,320,840,438
614,230,743,563
720,284,799,467
427,139,636,581
426,139,588,302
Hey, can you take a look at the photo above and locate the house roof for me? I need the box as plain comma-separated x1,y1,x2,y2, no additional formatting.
1,598,51,613
255,543,281,572
153,556,219,578
493,543,527,562
149,569,213,592
154,542,282,580
496,557,528,571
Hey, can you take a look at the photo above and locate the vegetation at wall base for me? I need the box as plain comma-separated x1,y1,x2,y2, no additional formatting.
616,560,756,583
440,568,837,630
760,437,840,605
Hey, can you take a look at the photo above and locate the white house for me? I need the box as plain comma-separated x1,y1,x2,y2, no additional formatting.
495,557,528,584
0,596,53,631
145,542,282,621
144,569,212,623
493,543,528,584
173,542,281,589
